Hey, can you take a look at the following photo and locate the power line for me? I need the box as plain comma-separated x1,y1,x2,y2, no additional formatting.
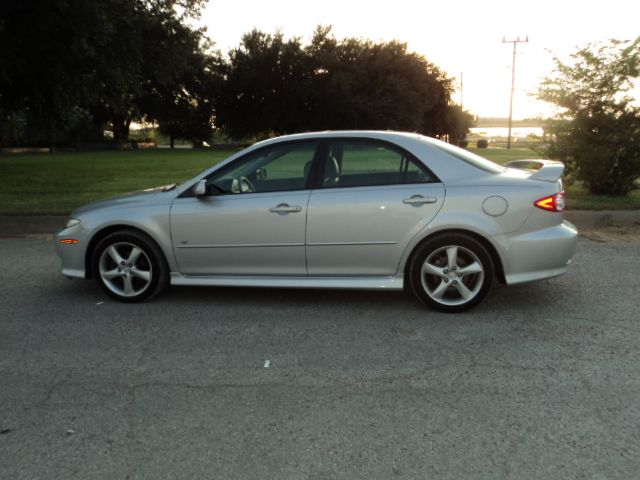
502,35,528,149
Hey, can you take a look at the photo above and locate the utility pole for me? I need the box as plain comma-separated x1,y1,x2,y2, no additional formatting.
502,35,528,149
460,71,464,108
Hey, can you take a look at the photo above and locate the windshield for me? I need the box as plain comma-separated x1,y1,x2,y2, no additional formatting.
431,141,506,174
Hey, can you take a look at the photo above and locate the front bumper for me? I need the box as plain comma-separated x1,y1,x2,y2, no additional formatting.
499,220,578,285
55,224,90,279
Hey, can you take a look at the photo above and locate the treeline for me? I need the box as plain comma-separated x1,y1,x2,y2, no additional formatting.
0,0,473,148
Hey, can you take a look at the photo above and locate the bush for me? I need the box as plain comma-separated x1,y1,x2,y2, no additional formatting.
458,139,469,148
547,110,640,196
537,38,640,196
477,139,488,149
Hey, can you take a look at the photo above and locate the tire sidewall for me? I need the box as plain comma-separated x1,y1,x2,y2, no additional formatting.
92,230,167,303
409,233,494,313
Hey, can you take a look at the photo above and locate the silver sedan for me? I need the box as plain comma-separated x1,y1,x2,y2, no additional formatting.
55,131,577,312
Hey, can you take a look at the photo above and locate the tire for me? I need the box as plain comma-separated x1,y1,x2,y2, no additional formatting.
408,233,494,313
92,229,169,302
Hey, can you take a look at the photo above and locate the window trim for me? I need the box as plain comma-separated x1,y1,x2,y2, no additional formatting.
313,138,440,190
178,137,441,198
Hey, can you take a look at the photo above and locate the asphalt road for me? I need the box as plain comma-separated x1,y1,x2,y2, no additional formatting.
1,237,639,479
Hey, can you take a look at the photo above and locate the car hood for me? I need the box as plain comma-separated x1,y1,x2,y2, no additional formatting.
73,184,176,216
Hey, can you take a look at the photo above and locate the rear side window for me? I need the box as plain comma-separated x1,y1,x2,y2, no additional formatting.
321,140,436,188
432,141,506,173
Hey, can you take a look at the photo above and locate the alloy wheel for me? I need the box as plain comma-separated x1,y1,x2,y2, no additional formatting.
98,242,153,298
420,245,485,307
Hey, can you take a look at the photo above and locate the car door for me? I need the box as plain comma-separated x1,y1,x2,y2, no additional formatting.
171,141,320,276
306,139,445,276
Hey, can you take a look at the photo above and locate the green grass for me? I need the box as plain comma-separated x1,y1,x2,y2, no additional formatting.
0,149,237,214
562,184,640,210
0,146,638,214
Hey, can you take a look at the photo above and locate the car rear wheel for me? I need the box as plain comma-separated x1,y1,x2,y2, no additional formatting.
92,230,168,302
408,233,494,313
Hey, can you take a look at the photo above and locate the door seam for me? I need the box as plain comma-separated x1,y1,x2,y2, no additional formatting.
304,191,313,276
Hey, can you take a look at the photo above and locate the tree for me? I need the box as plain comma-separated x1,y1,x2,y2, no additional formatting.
443,105,475,146
215,26,465,141
153,52,224,147
0,0,212,146
306,27,454,135
537,38,640,195
132,14,223,147
88,0,215,141
0,0,103,147
215,30,311,139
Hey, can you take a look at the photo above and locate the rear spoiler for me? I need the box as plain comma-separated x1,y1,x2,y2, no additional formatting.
504,159,565,183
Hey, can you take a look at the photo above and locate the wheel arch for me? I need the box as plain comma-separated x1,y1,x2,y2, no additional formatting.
403,228,506,285
84,224,168,279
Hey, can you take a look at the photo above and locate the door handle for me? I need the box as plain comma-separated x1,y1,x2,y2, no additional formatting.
269,203,302,213
403,195,438,206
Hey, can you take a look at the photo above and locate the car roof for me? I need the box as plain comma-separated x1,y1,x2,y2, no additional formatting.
253,130,424,147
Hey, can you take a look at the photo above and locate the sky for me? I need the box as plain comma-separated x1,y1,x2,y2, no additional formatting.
196,0,640,120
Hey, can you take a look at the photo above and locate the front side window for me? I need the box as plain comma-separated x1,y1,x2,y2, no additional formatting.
321,140,436,188
206,141,318,194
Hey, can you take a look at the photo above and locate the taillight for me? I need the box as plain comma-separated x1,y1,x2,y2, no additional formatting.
534,191,565,212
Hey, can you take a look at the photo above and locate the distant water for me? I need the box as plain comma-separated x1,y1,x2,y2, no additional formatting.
471,127,543,138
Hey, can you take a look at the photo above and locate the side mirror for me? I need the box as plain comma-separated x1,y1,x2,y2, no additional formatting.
193,179,207,196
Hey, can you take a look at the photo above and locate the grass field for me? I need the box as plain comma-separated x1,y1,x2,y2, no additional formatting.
0,149,237,214
0,146,638,214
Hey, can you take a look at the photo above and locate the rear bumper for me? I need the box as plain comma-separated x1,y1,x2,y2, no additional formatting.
498,220,578,285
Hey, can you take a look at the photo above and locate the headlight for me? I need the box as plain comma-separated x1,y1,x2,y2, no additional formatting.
65,218,81,228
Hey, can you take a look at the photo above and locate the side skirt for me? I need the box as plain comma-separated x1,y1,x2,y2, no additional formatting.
170,273,404,290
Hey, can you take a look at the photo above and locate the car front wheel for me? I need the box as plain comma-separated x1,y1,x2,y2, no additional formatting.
409,233,494,313
92,230,168,302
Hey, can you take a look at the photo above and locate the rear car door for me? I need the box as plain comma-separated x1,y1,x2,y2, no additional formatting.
171,141,319,276
306,139,445,276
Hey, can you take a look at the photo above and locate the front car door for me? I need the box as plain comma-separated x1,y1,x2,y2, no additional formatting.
306,139,445,276
171,141,320,276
